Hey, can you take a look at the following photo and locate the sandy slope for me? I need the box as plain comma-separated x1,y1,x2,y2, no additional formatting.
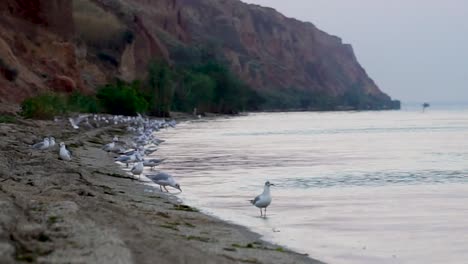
0,118,322,264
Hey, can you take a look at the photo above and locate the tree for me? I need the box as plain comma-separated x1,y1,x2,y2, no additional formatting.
147,61,174,117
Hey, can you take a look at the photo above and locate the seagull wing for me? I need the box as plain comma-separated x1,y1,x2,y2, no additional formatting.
250,194,261,205
69,118,79,129
115,156,129,162
32,142,44,149
75,115,89,125
147,173,171,183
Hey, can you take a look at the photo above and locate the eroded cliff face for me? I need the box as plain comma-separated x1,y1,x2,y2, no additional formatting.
0,0,398,108
0,0,87,103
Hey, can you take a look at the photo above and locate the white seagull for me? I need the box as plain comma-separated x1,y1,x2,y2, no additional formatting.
59,142,72,161
147,172,181,193
250,181,275,217
48,137,56,148
69,115,89,129
130,161,144,179
32,137,50,150
142,158,166,170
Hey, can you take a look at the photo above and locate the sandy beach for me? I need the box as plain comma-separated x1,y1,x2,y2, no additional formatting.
0,117,322,264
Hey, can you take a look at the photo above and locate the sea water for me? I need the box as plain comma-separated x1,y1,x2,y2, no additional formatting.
155,108,468,264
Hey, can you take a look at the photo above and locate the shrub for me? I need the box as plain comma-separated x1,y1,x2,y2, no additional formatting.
0,115,16,123
172,71,215,113
146,62,174,117
67,91,99,113
97,81,149,116
21,93,67,119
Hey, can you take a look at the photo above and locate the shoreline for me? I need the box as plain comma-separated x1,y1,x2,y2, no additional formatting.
0,117,323,263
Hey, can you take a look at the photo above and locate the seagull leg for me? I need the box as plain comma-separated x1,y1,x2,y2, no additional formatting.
264,207,267,217
163,186,169,192
160,185,163,192
260,208,263,217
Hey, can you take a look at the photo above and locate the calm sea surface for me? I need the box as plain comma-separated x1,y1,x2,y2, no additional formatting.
153,109,468,264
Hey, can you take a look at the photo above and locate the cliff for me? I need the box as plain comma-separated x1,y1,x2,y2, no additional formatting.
0,0,400,110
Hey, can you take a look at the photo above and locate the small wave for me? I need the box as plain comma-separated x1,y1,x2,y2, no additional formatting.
280,170,468,188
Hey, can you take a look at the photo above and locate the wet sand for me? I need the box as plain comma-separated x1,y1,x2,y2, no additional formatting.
0,118,322,264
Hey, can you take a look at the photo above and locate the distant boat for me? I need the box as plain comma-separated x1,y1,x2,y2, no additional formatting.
422,102,430,112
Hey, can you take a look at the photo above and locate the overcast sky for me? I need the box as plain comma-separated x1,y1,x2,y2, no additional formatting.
242,0,468,103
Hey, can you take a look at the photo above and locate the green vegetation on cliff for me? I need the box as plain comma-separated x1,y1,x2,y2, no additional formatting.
20,58,399,119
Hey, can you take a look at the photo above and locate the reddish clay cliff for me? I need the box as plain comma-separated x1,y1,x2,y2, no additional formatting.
0,0,398,109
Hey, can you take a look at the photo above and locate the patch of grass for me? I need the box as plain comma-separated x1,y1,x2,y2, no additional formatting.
0,115,16,123
20,91,101,119
232,242,288,253
156,212,170,218
184,222,195,228
173,204,199,212
186,235,210,243
47,216,60,225
160,222,180,231
21,93,67,119
275,247,285,252
232,243,255,249
15,254,35,262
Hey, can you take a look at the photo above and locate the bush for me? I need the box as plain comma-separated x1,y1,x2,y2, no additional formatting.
97,81,149,116
21,93,68,119
172,71,215,113
0,115,16,123
67,91,99,113
146,62,174,117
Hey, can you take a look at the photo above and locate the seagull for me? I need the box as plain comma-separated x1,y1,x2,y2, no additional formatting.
48,137,56,148
69,115,89,129
59,142,72,161
143,147,158,155
147,172,181,192
130,161,144,179
102,141,115,152
32,137,50,150
250,181,275,217
143,158,166,170
115,153,137,167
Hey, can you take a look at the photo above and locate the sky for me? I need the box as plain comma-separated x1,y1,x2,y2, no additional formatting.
241,0,468,103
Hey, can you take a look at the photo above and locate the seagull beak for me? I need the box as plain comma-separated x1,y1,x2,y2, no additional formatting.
270,183,276,186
